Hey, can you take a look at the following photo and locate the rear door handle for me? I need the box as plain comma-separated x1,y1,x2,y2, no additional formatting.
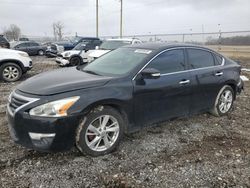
215,72,223,76
179,80,190,85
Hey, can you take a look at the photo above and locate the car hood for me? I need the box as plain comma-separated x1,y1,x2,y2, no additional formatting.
17,67,112,95
61,50,81,56
89,50,110,58
0,48,25,55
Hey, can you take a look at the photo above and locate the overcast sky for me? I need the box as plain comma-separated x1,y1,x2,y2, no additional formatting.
0,0,250,37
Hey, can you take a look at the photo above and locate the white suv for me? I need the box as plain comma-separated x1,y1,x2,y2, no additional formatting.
87,38,142,63
0,48,32,82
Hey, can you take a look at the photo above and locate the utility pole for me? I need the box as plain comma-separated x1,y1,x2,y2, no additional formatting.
120,0,123,38
218,24,222,50
96,0,99,37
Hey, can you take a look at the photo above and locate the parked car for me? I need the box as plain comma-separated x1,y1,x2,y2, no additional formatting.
0,35,10,49
12,42,47,56
66,36,101,51
45,42,65,58
55,39,102,66
6,43,243,156
46,37,102,58
0,48,32,82
87,38,142,62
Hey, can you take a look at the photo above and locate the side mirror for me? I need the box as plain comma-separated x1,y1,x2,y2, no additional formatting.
95,46,99,50
141,68,161,79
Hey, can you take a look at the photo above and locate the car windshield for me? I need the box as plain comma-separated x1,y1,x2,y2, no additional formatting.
70,36,83,44
82,47,152,76
99,40,131,50
73,42,88,50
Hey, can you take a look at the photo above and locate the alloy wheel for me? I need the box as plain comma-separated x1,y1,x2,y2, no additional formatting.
38,50,44,56
85,115,120,152
218,90,233,113
3,66,20,81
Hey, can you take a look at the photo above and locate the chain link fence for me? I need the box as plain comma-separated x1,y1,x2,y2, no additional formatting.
103,30,250,57
23,30,250,58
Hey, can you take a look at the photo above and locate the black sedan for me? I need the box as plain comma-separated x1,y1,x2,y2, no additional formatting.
13,42,47,56
7,43,243,156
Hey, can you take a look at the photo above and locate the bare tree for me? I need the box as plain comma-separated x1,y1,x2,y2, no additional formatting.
53,21,64,41
3,24,21,41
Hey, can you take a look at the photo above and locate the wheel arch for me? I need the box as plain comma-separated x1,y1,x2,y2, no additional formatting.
37,49,44,53
0,59,25,72
81,99,130,133
69,55,82,61
224,80,237,99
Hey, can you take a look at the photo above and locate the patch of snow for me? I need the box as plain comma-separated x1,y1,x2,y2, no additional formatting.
242,68,250,72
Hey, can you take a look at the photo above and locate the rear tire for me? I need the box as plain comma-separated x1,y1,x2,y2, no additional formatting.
76,106,124,156
0,63,22,82
38,50,44,56
210,85,234,117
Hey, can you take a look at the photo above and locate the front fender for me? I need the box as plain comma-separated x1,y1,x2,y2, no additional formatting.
68,82,134,128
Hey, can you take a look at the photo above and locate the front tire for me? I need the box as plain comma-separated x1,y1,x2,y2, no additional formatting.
210,85,234,117
76,106,124,156
0,63,22,82
70,56,82,66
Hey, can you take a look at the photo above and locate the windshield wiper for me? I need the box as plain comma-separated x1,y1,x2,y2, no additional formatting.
83,70,100,76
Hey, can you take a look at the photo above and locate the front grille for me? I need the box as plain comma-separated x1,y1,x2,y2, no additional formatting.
9,93,29,114
8,92,39,115
57,54,63,58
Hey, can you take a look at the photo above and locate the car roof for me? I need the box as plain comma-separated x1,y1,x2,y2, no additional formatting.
78,37,100,40
126,42,216,51
14,41,38,45
105,38,138,42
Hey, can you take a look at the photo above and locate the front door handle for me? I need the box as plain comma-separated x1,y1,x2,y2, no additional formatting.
215,72,223,76
179,80,190,85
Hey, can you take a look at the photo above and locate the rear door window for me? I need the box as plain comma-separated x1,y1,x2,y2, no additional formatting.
28,42,39,47
93,40,101,45
146,49,186,74
187,49,215,69
16,43,28,48
214,54,223,65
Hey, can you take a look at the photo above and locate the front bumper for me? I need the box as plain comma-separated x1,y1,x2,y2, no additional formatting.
7,104,80,152
55,57,70,66
45,50,58,58
22,63,33,73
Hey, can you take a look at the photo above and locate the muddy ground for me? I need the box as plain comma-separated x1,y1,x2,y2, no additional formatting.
0,56,249,188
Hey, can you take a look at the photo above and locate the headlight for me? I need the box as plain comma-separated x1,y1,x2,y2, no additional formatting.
18,52,29,57
64,52,71,57
29,96,80,117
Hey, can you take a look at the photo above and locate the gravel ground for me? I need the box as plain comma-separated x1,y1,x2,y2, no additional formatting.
0,56,250,188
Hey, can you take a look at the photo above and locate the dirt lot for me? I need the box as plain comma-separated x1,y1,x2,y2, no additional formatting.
0,56,250,188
